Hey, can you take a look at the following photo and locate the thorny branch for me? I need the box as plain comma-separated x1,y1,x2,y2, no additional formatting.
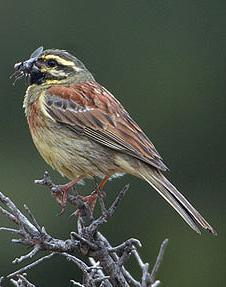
0,171,168,287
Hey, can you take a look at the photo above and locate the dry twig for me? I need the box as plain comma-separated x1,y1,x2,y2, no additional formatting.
0,171,168,286
10,274,36,287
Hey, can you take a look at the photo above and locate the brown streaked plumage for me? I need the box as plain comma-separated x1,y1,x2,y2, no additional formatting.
13,47,216,235
46,82,167,171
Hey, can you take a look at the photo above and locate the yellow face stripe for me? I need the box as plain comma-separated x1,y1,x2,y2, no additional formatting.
42,55,75,67
44,79,63,85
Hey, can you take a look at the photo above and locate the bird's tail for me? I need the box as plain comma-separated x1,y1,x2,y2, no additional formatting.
139,168,216,235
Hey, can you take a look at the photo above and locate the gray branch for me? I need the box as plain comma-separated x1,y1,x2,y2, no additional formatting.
10,274,36,287
0,171,168,287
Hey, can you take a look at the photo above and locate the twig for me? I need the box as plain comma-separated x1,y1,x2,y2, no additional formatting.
7,253,55,278
88,184,129,235
12,245,40,264
150,239,168,284
0,277,4,287
61,253,112,287
110,238,142,267
11,239,24,244
121,267,141,287
88,258,112,287
131,238,168,287
34,171,54,189
59,252,89,272
70,281,85,287
0,177,168,287
151,281,160,287
10,274,36,287
23,204,42,234
0,206,19,224
108,238,142,253
132,249,151,286
0,191,38,236
95,234,137,286
70,231,98,250
0,227,23,235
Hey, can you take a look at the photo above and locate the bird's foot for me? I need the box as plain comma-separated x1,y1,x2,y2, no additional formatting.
35,171,82,214
81,188,106,211
50,177,83,214
81,176,109,210
51,185,69,215
82,192,98,211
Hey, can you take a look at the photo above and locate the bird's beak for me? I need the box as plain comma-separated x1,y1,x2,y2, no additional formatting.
11,58,45,85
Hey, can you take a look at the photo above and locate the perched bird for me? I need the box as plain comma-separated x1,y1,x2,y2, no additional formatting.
12,47,216,235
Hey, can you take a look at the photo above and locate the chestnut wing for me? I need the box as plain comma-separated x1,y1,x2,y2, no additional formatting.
44,82,168,171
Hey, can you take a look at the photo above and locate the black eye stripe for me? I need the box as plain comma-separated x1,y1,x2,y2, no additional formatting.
38,58,58,67
37,56,75,77
46,59,57,67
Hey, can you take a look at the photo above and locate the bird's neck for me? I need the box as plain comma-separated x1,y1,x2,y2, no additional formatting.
23,71,95,117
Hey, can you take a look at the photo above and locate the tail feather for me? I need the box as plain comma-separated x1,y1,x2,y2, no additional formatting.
140,169,217,235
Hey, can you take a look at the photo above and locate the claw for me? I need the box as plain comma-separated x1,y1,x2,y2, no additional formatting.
50,176,83,213
83,192,99,210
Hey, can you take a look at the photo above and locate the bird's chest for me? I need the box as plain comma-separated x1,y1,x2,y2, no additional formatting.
28,116,81,179
27,102,62,170
26,102,115,179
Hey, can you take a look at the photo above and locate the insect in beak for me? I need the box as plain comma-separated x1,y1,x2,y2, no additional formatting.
10,46,44,85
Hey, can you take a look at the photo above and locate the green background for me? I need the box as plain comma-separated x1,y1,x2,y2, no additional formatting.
0,1,225,286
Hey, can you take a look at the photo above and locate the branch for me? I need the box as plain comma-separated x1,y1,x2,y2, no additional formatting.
0,172,168,286
8,253,55,278
10,274,36,287
150,239,169,284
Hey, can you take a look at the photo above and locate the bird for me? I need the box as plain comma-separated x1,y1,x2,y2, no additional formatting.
12,46,216,235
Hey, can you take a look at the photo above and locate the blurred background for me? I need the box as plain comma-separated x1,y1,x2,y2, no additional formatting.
0,1,225,286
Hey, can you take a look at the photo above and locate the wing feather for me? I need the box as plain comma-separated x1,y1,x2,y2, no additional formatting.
44,82,168,171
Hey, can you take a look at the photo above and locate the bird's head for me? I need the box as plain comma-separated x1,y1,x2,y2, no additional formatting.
12,47,94,86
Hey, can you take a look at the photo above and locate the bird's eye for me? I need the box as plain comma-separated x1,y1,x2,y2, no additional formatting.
46,59,57,67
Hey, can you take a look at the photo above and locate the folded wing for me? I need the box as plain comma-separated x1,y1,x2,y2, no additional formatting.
44,81,168,171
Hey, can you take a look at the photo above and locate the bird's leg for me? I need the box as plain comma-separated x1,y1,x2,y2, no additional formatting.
98,175,110,191
83,176,110,209
51,176,83,212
